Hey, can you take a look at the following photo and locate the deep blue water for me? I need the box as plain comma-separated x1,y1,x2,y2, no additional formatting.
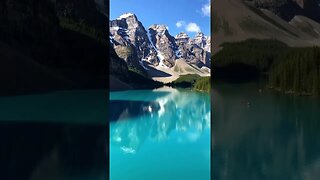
213,82,320,180
0,90,107,180
109,87,211,180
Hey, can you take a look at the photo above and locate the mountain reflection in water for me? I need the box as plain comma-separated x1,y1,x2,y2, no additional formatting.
109,87,211,180
109,87,210,154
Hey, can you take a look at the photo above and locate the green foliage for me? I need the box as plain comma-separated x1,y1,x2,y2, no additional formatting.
268,46,320,96
173,74,201,84
59,17,104,44
194,77,211,92
214,38,320,96
171,74,211,92
214,39,288,72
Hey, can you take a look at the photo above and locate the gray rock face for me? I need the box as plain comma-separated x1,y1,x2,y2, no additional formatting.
192,32,207,49
175,32,211,67
205,37,211,53
149,24,178,68
185,45,210,67
175,32,190,46
190,32,211,66
251,0,320,22
109,45,128,77
110,13,159,68
110,13,211,71
175,32,190,59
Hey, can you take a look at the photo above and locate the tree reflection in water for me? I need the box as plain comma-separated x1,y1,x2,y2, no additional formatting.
212,82,320,180
109,87,210,153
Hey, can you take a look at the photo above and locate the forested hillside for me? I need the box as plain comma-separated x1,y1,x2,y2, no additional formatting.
213,39,320,95
269,47,320,95
0,0,108,95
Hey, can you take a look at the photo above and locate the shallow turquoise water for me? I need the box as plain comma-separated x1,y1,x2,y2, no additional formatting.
109,87,211,180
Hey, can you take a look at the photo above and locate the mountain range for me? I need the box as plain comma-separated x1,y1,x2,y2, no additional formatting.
213,0,320,52
213,0,320,95
109,13,211,84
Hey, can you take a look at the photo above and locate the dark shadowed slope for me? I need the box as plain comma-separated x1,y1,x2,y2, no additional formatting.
213,0,320,52
0,0,108,95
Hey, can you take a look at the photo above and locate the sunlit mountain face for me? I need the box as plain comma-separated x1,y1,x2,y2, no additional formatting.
109,87,210,153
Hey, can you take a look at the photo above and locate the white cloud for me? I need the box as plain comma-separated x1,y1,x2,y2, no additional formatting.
201,1,210,17
186,22,201,33
176,21,202,33
176,20,185,28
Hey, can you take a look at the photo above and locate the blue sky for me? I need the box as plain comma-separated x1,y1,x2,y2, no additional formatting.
110,0,210,37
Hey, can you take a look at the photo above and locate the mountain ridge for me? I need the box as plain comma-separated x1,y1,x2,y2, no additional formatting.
213,0,320,52
110,12,211,83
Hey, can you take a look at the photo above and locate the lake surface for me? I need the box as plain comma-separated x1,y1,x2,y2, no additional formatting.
0,90,107,180
109,87,211,180
212,81,320,180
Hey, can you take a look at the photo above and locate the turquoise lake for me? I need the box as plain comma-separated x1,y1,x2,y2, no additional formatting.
212,81,320,180
109,87,211,180
4,82,319,179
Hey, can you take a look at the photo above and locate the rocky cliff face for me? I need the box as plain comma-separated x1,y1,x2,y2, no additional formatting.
109,45,128,77
175,32,211,67
110,13,211,71
175,32,190,59
189,32,211,66
251,0,320,22
149,24,178,67
110,13,158,70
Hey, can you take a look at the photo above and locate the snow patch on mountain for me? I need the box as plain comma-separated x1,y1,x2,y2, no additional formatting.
147,31,156,49
175,49,181,58
117,13,135,20
157,51,164,61
110,12,211,76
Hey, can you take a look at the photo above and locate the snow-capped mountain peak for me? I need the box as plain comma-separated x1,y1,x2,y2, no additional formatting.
116,12,135,20
110,13,211,70
175,32,189,39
